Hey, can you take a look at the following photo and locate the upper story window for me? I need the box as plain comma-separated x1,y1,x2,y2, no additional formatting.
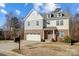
47,20,50,24
48,14,54,18
56,20,59,26
28,22,30,26
57,13,59,17
36,21,39,26
48,14,50,18
62,13,64,16
59,13,61,17
56,20,64,26
57,13,64,17
60,20,63,25
51,14,54,17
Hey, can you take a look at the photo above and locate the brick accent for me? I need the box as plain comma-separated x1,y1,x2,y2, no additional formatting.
57,29,69,42
24,29,69,42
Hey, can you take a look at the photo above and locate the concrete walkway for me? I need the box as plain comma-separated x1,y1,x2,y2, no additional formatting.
0,40,39,56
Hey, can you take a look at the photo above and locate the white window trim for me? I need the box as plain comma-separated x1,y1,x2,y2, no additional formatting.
59,31,64,37
48,14,51,18
56,20,59,26
36,21,39,26
28,22,30,26
60,20,64,25
56,20,64,26
57,13,63,17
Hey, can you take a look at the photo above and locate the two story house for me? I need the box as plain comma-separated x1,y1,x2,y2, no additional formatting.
24,8,71,42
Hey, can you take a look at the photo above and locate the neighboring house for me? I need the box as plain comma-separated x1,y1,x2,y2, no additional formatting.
0,29,4,40
24,8,72,42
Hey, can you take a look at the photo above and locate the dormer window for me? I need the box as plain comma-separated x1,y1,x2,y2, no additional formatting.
59,13,61,17
57,13,64,17
48,14,54,18
57,13,59,17
48,14,50,18
51,14,54,17
62,13,64,16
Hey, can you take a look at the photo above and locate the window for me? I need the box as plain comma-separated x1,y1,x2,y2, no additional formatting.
56,20,59,26
60,20,63,25
48,14,54,18
36,21,39,26
59,13,61,17
57,13,59,17
59,31,64,37
57,13,64,17
47,20,50,24
51,14,54,17
48,14,50,18
56,20,64,26
28,22,30,26
62,14,64,16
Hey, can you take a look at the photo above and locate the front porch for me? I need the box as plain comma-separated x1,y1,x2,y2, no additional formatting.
42,27,58,42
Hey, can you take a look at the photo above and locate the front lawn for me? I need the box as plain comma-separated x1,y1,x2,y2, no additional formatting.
12,42,79,56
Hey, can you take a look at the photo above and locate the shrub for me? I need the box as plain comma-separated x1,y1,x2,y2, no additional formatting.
41,39,45,42
64,36,71,43
51,38,56,42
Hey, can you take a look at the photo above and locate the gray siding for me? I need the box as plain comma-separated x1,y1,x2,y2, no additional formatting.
25,19,43,30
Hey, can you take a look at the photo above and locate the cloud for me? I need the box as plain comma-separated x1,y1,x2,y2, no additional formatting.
33,3,60,13
0,3,6,8
24,3,28,6
0,9,7,14
15,9,21,15
77,7,79,11
33,3,43,12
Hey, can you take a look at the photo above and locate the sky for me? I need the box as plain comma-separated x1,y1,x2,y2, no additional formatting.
0,3,79,27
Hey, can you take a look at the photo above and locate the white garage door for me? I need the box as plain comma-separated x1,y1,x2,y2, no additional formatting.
26,34,41,41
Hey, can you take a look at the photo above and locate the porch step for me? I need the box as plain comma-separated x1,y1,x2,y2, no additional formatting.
45,39,51,42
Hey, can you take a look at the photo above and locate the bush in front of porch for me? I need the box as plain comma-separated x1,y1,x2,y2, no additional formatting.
64,36,71,44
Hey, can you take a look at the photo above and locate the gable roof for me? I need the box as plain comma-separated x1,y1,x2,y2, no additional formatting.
23,8,71,22
24,9,43,22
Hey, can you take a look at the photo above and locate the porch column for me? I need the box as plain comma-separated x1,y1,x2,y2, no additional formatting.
42,30,45,42
43,30,44,40
53,30,55,40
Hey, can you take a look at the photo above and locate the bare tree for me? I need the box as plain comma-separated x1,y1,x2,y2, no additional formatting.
5,13,21,40
71,14,79,41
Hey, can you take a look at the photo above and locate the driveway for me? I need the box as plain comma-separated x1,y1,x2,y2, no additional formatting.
0,40,39,56
0,40,18,51
0,40,38,50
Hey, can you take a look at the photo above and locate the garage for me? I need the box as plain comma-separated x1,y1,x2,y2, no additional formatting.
26,34,41,41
